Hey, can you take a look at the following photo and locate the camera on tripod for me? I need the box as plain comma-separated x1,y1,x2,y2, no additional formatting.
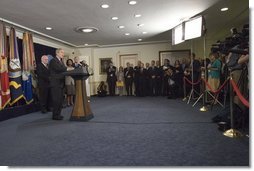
210,24,249,71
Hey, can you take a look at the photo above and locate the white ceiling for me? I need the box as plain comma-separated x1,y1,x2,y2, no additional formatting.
0,0,249,47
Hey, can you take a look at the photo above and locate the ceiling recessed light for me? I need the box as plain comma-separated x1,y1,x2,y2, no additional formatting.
74,27,98,33
134,14,142,18
45,27,52,30
101,4,109,8
82,28,94,33
125,33,130,36
142,31,147,34
138,39,142,41
220,7,228,11
84,44,89,46
111,17,119,20
137,24,144,27
129,1,137,5
221,7,228,11
118,25,125,29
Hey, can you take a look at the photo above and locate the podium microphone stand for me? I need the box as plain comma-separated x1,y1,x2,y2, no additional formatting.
63,67,94,121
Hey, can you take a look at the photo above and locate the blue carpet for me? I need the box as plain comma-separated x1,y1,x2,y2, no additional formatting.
0,96,249,166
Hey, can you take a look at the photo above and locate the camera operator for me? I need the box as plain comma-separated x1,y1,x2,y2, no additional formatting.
207,52,222,103
207,52,221,89
211,24,249,129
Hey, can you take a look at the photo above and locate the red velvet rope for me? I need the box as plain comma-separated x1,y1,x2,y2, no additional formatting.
183,77,201,85
230,79,249,108
202,78,229,94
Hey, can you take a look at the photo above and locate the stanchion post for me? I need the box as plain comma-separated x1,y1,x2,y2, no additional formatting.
199,70,208,111
223,72,243,138
182,77,187,101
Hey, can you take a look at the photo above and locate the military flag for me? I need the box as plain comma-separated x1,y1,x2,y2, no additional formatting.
22,32,35,104
9,27,24,105
0,23,11,110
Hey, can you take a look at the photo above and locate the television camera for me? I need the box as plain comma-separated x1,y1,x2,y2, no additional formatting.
210,24,249,71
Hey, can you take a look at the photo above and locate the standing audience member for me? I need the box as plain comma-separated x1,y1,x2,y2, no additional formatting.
190,53,201,95
181,58,187,71
106,62,117,96
65,59,75,106
117,66,124,96
134,61,141,96
138,63,147,97
148,60,157,96
190,53,201,82
36,55,50,113
49,48,67,120
145,62,150,69
162,59,170,96
124,62,134,96
174,60,183,97
155,60,163,96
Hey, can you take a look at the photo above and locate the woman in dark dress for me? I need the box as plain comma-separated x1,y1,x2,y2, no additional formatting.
174,60,183,98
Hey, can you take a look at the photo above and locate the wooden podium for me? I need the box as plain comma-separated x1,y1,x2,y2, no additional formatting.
63,67,94,121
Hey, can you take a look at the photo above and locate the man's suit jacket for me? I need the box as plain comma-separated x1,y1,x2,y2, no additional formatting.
106,66,117,82
36,63,50,88
49,57,67,88
124,67,134,79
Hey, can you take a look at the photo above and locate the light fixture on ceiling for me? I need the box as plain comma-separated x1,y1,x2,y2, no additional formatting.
111,17,119,20
137,23,144,27
74,27,98,33
118,25,125,29
138,39,142,41
134,14,142,18
84,44,89,46
142,31,147,34
45,27,52,30
101,4,109,8
125,33,130,36
129,1,137,5
221,7,229,11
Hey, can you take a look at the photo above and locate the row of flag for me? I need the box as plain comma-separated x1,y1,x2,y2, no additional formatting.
0,23,35,110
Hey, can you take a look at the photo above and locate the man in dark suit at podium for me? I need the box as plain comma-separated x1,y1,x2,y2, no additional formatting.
49,48,67,120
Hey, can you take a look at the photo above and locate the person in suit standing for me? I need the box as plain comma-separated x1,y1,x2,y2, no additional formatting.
148,60,157,96
134,60,141,96
155,60,163,96
49,48,67,120
73,56,82,68
138,63,147,97
36,55,50,113
106,62,117,96
124,62,134,96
